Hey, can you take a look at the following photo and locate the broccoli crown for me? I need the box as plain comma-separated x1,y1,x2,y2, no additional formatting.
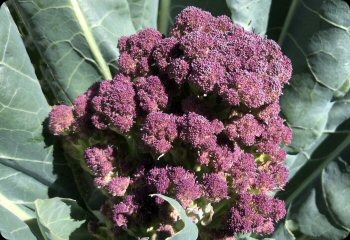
48,6,292,238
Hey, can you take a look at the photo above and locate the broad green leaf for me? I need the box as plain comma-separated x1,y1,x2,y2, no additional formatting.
10,0,159,103
277,0,350,239
127,0,159,31
0,5,78,239
35,198,91,240
0,4,54,184
225,0,272,34
272,221,295,240
150,194,198,240
282,74,333,152
0,206,37,240
284,157,350,240
0,165,46,240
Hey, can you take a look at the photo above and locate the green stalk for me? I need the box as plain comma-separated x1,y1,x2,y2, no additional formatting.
278,0,299,46
124,134,140,159
158,0,171,34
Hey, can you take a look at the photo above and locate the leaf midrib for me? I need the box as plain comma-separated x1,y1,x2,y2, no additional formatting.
70,0,112,80
0,193,33,221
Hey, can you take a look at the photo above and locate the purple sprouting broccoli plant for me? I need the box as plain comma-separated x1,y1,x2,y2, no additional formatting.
48,6,292,239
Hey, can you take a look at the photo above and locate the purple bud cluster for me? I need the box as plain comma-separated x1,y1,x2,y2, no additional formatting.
48,105,74,135
48,6,293,238
147,166,202,207
84,145,130,197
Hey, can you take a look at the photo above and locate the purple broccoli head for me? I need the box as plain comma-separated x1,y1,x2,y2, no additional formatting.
48,6,293,238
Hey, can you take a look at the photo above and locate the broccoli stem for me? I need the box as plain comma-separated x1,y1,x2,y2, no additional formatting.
124,134,139,159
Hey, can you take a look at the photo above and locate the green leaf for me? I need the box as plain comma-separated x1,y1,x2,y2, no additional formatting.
10,0,159,103
150,194,198,240
35,197,91,240
0,207,37,240
225,0,272,34
277,0,350,239
127,0,159,31
0,5,45,238
0,165,46,240
0,5,80,239
272,221,295,240
281,74,333,152
284,158,350,240
0,5,54,183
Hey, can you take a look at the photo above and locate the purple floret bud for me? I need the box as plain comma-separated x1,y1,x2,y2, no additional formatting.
228,193,263,234
188,58,225,92
229,193,286,234
203,173,228,202
108,176,130,197
117,28,163,76
73,81,99,118
90,114,108,130
213,15,235,33
180,31,214,59
157,224,175,240
135,76,168,112
264,40,293,83
235,72,266,108
91,74,136,133
117,36,128,52
211,144,241,172
230,153,257,192
147,166,202,207
253,172,276,193
73,94,89,118
84,145,116,177
257,102,281,123
225,114,264,146
147,167,170,203
228,192,285,235
112,195,138,228
218,84,240,106
170,166,202,207
118,53,137,75
168,58,190,85
48,105,74,136
178,112,223,150
262,77,283,104
171,6,214,38
260,116,292,145
119,28,163,56
152,37,180,72
141,112,178,154
268,163,289,189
